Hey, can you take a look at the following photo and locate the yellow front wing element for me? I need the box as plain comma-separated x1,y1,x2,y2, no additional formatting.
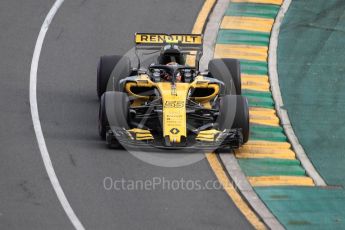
196,129,220,142
127,128,154,141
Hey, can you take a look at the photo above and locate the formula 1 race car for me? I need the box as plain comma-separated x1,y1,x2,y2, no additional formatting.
97,33,249,150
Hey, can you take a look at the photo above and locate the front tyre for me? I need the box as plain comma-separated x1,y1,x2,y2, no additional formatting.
218,95,250,144
104,91,130,149
98,94,108,140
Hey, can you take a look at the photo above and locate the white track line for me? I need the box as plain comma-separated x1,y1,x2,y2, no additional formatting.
268,0,326,186
29,0,85,229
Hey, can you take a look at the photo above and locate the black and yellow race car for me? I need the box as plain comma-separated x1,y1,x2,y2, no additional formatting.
97,33,249,151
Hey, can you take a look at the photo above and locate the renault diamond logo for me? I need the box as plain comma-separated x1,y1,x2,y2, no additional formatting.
170,128,180,134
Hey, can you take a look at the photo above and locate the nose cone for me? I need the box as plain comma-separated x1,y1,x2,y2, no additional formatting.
164,135,187,147
156,82,189,144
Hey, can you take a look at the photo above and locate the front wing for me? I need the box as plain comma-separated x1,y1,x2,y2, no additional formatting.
106,127,243,151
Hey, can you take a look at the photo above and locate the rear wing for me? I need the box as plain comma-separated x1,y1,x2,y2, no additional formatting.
135,33,203,51
134,33,203,69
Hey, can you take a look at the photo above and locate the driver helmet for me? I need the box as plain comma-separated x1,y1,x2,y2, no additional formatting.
160,62,182,82
157,44,185,65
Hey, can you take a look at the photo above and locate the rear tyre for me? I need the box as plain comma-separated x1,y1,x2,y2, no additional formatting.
104,91,130,149
218,95,250,144
97,55,131,99
208,58,241,95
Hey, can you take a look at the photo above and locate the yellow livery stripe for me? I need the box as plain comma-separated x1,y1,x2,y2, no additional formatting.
136,137,154,141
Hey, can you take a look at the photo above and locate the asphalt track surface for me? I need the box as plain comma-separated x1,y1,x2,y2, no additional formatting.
1,0,253,229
